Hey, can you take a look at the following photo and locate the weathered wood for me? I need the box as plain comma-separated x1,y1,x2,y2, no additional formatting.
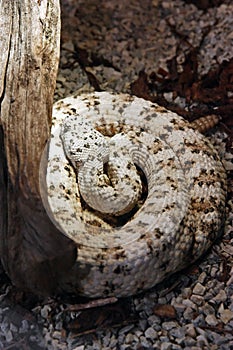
0,0,76,295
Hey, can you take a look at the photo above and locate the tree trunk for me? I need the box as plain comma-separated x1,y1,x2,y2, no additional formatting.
0,0,76,295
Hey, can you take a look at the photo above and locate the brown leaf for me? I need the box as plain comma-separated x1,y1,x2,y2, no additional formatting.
183,0,229,10
130,71,173,108
130,70,154,102
73,46,90,67
189,59,233,104
85,70,102,91
153,304,177,319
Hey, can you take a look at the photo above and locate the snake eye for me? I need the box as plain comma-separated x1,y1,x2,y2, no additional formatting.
75,160,84,168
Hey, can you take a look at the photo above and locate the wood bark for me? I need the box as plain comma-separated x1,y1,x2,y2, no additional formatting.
0,0,76,295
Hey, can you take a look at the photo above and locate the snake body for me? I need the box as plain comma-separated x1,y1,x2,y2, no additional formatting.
41,92,227,298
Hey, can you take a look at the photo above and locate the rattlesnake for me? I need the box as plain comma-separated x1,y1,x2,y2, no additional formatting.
40,92,227,298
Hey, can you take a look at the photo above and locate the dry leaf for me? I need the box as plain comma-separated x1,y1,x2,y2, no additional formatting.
153,304,177,319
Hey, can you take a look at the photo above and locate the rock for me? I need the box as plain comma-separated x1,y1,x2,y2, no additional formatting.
162,321,178,331
198,272,207,284
212,290,227,303
161,342,172,350
171,302,186,313
52,330,61,340
40,305,51,319
72,346,85,350
169,326,186,338
182,336,196,347
193,314,205,327
219,307,233,324
210,266,219,278
205,314,218,326
62,41,75,52
192,283,206,296
119,324,135,335
138,319,148,331
144,326,158,340
196,334,209,347
5,330,13,343
125,333,134,344
190,295,204,306
109,335,118,349
182,299,196,309
147,315,161,327
202,303,215,316
185,324,197,338
183,307,195,320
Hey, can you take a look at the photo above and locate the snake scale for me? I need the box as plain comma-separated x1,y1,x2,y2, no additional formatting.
40,92,227,298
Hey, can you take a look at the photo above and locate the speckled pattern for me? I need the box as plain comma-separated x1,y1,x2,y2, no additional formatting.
60,117,142,216
40,92,227,298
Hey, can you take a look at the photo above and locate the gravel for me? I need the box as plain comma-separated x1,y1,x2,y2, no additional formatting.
0,0,232,349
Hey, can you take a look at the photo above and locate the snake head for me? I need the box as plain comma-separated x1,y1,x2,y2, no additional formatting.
60,117,110,172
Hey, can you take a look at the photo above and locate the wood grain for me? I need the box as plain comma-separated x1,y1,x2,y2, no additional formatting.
0,0,76,295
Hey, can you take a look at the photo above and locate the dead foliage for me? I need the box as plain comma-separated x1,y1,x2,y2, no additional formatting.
131,42,233,206
63,297,136,336
213,250,232,283
153,304,177,319
183,0,231,10
131,55,233,122
131,50,233,151
73,45,121,91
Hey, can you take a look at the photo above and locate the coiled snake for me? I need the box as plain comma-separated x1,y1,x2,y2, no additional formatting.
40,92,227,298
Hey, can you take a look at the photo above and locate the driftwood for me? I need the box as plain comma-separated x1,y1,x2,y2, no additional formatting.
0,0,76,295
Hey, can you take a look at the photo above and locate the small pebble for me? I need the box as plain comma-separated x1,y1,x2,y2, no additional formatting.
171,302,186,313
125,333,134,344
119,324,134,335
183,307,195,320
205,314,218,326
196,334,209,347
193,314,205,327
170,344,182,350
185,324,196,338
182,288,192,299
210,266,219,277
192,283,206,296
5,330,13,343
138,319,148,332
169,326,186,339
190,295,204,306
182,299,196,309
212,289,227,303
139,334,152,347
162,321,178,331
198,272,207,284
144,326,158,340
202,303,215,315
10,323,18,333
147,315,161,327
62,41,75,52
219,308,233,324
53,331,61,340
183,337,197,347
41,305,51,319
161,342,172,350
